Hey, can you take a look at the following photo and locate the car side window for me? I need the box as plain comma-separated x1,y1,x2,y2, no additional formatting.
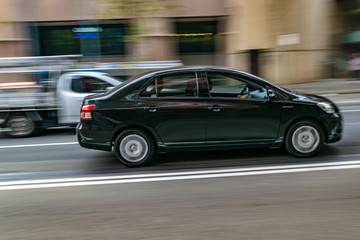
71,76,113,93
157,72,198,97
139,80,157,97
206,73,268,99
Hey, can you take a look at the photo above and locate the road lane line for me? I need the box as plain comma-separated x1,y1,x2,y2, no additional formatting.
341,109,360,113
346,122,360,125
320,94,339,96
2,160,360,187
1,161,360,191
0,142,78,149
1,164,360,191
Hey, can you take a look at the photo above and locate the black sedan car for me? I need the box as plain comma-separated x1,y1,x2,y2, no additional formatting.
77,67,342,167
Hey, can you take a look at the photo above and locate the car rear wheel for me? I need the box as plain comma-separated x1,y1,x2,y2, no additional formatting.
285,120,324,157
114,129,154,167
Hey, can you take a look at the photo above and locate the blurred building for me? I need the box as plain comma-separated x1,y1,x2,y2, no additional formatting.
0,0,357,84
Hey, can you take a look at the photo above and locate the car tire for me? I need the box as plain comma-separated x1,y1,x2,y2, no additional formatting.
285,120,324,157
5,114,39,138
114,129,155,167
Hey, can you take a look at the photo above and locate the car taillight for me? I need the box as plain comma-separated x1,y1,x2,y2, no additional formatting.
80,104,96,120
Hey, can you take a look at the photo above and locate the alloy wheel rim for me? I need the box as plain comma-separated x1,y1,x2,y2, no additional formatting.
119,134,149,163
292,125,320,154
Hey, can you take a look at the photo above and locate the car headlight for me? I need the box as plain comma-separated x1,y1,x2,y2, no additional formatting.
317,102,335,114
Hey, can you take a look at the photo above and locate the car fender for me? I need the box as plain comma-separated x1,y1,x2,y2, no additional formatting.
110,122,164,149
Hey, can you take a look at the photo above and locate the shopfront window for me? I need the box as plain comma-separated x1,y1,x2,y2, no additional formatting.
35,23,126,56
175,21,217,53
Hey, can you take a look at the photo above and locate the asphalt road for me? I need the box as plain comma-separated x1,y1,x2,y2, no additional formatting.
0,103,359,239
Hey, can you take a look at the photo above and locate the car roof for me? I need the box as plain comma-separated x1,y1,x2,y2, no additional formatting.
146,66,238,73
134,66,266,83
135,66,251,78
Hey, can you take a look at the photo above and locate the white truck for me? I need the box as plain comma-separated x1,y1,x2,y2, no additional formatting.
0,56,182,137
0,71,122,137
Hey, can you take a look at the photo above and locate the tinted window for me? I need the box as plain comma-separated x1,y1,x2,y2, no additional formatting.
206,73,267,99
139,80,156,97
157,73,198,97
71,76,113,93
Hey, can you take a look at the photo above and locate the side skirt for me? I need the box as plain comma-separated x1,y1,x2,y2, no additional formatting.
157,140,283,154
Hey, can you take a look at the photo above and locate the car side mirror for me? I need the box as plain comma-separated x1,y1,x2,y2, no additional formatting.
268,89,276,99
133,93,140,100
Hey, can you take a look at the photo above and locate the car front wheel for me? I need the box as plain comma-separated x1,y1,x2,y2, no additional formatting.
285,120,324,157
114,129,154,167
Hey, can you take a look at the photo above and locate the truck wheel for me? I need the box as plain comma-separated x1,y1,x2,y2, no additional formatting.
6,114,37,137
114,129,154,167
285,120,324,157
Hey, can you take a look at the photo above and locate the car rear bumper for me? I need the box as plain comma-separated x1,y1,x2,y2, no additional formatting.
76,123,112,151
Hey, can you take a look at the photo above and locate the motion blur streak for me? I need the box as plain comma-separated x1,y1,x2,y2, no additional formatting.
1,161,360,191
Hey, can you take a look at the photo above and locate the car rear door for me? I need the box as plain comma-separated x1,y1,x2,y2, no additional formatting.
137,71,207,146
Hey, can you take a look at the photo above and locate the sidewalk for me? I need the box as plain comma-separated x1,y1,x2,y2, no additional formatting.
281,78,360,106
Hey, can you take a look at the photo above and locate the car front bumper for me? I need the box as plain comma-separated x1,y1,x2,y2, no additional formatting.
325,112,342,143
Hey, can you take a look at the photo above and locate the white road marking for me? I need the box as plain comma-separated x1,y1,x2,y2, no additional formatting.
341,109,360,113
1,159,360,186
0,142,78,149
1,160,360,191
320,93,339,96
346,122,360,125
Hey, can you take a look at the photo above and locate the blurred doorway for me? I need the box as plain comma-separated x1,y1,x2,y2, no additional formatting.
250,49,259,76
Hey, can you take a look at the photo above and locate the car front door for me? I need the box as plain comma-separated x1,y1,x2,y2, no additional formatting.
204,72,281,144
137,71,207,146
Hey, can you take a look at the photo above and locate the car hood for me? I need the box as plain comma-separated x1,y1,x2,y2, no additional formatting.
294,92,334,104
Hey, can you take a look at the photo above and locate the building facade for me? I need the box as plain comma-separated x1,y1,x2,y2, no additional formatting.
0,0,353,84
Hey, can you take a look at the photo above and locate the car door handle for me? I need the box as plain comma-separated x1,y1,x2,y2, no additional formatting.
208,106,224,112
144,106,158,112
